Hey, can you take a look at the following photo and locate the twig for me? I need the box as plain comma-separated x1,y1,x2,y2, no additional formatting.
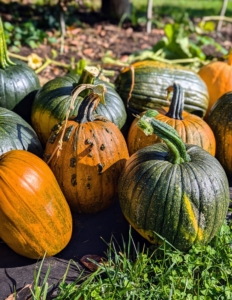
146,0,153,34
217,0,228,31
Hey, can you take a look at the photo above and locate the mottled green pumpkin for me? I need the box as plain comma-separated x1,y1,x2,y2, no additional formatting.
31,68,127,145
0,107,43,157
118,111,230,251
0,18,40,123
207,92,232,176
115,60,209,119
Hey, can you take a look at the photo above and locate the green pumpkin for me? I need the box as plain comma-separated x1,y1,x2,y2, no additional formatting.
118,110,230,251
31,67,127,145
115,60,209,120
0,107,43,157
0,18,40,123
207,92,232,176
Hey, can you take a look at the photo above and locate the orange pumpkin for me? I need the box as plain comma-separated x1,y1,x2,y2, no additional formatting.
127,83,216,156
44,90,129,213
0,150,73,259
198,52,232,118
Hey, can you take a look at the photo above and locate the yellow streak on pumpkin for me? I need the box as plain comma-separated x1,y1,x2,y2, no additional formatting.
183,194,203,241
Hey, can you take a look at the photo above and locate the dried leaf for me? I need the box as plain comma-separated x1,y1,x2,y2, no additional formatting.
80,254,106,272
5,284,32,300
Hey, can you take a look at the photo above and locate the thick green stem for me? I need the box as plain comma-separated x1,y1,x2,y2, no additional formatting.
137,110,191,164
77,66,100,98
0,18,15,69
166,83,184,120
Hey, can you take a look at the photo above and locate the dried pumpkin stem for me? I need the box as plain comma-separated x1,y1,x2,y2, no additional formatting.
137,110,191,164
46,84,106,165
0,17,15,69
166,83,184,120
127,65,135,108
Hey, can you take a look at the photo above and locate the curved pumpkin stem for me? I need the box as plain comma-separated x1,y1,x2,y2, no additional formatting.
0,17,15,69
137,110,191,164
74,92,101,123
166,83,184,120
46,84,106,165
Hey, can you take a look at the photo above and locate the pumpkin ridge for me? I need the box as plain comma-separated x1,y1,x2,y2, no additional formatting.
172,164,195,245
148,162,177,241
128,161,166,229
160,163,183,244
0,166,59,239
0,207,45,257
183,157,223,243
88,121,105,203
0,174,49,253
176,163,202,246
191,162,225,242
201,166,229,241
119,159,155,222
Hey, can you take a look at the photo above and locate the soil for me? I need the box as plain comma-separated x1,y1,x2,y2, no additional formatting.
2,8,232,86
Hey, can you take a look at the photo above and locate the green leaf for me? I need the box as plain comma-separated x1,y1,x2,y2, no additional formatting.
189,41,206,60
164,23,174,41
4,21,14,32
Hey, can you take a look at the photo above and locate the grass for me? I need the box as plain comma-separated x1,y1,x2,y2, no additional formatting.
28,221,232,300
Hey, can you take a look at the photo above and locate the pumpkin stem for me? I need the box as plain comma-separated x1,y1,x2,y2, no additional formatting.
166,83,184,120
137,110,191,164
0,18,16,69
46,84,106,165
75,92,101,123
76,66,101,99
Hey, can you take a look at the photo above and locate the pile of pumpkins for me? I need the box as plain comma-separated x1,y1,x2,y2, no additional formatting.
0,16,231,259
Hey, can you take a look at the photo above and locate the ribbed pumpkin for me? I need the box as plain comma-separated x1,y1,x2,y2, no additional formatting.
115,60,209,119
31,67,127,145
0,107,43,157
44,86,129,213
207,92,232,176
119,110,230,251
198,52,232,118
127,83,216,156
0,150,73,259
0,18,40,123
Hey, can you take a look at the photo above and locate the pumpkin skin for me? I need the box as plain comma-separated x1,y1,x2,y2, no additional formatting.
127,83,216,156
31,71,127,145
0,150,73,259
0,107,43,157
198,53,232,118
119,112,230,251
115,60,209,119
0,19,40,121
44,92,129,213
207,92,232,175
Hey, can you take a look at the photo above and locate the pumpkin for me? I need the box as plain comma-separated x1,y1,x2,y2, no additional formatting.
0,150,73,259
0,18,40,123
0,107,43,157
127,83,216,156
207,91,232,176
115,60,209,120
31,66,127,145
118,110,230,251
44,85,129,213
198,52,232,118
